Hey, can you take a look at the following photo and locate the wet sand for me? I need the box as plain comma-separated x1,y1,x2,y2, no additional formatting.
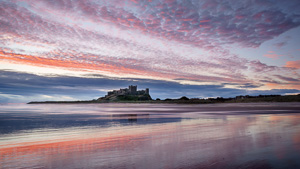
0,103,300,168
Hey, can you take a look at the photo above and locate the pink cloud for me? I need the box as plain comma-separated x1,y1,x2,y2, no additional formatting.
1,0,299,91
265,83,300,90
263,51,284,59
19,0,297,50
249,60,278,72
285,60,300,69
235,15,245,19
263,54,283,59
199,20,210,23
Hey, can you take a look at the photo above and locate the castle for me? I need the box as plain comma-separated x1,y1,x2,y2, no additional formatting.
106,85,149,97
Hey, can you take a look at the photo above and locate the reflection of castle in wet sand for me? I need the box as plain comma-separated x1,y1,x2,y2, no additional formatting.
111,114,150,123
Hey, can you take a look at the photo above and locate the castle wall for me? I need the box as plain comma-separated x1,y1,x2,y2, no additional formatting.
106,86,149,97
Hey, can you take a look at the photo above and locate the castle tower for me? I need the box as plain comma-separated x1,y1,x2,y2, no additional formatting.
145,88,149,94
129,85,137,94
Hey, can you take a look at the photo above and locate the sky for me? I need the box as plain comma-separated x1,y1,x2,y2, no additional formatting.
0,0,300,103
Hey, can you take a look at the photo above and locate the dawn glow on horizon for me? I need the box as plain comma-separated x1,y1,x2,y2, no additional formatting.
0,0,300,102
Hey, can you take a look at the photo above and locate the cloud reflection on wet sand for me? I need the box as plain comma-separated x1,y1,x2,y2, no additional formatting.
0,103,300,168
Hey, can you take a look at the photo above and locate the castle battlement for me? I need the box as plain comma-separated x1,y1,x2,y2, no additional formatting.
106,85,149,97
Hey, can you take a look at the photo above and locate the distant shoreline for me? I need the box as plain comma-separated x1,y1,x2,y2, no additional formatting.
28,94,300,104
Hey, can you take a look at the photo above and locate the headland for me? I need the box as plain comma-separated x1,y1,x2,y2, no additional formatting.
28,85,300,104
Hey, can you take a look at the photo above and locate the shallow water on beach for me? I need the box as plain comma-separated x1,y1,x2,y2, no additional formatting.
0,103,300,169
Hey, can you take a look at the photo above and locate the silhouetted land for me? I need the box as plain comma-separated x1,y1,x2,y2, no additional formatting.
28,94,300,104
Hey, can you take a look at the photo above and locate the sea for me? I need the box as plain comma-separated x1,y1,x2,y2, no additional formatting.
0,103,300,169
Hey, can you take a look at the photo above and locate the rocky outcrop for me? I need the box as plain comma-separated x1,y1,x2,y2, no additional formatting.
98,93,152,102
